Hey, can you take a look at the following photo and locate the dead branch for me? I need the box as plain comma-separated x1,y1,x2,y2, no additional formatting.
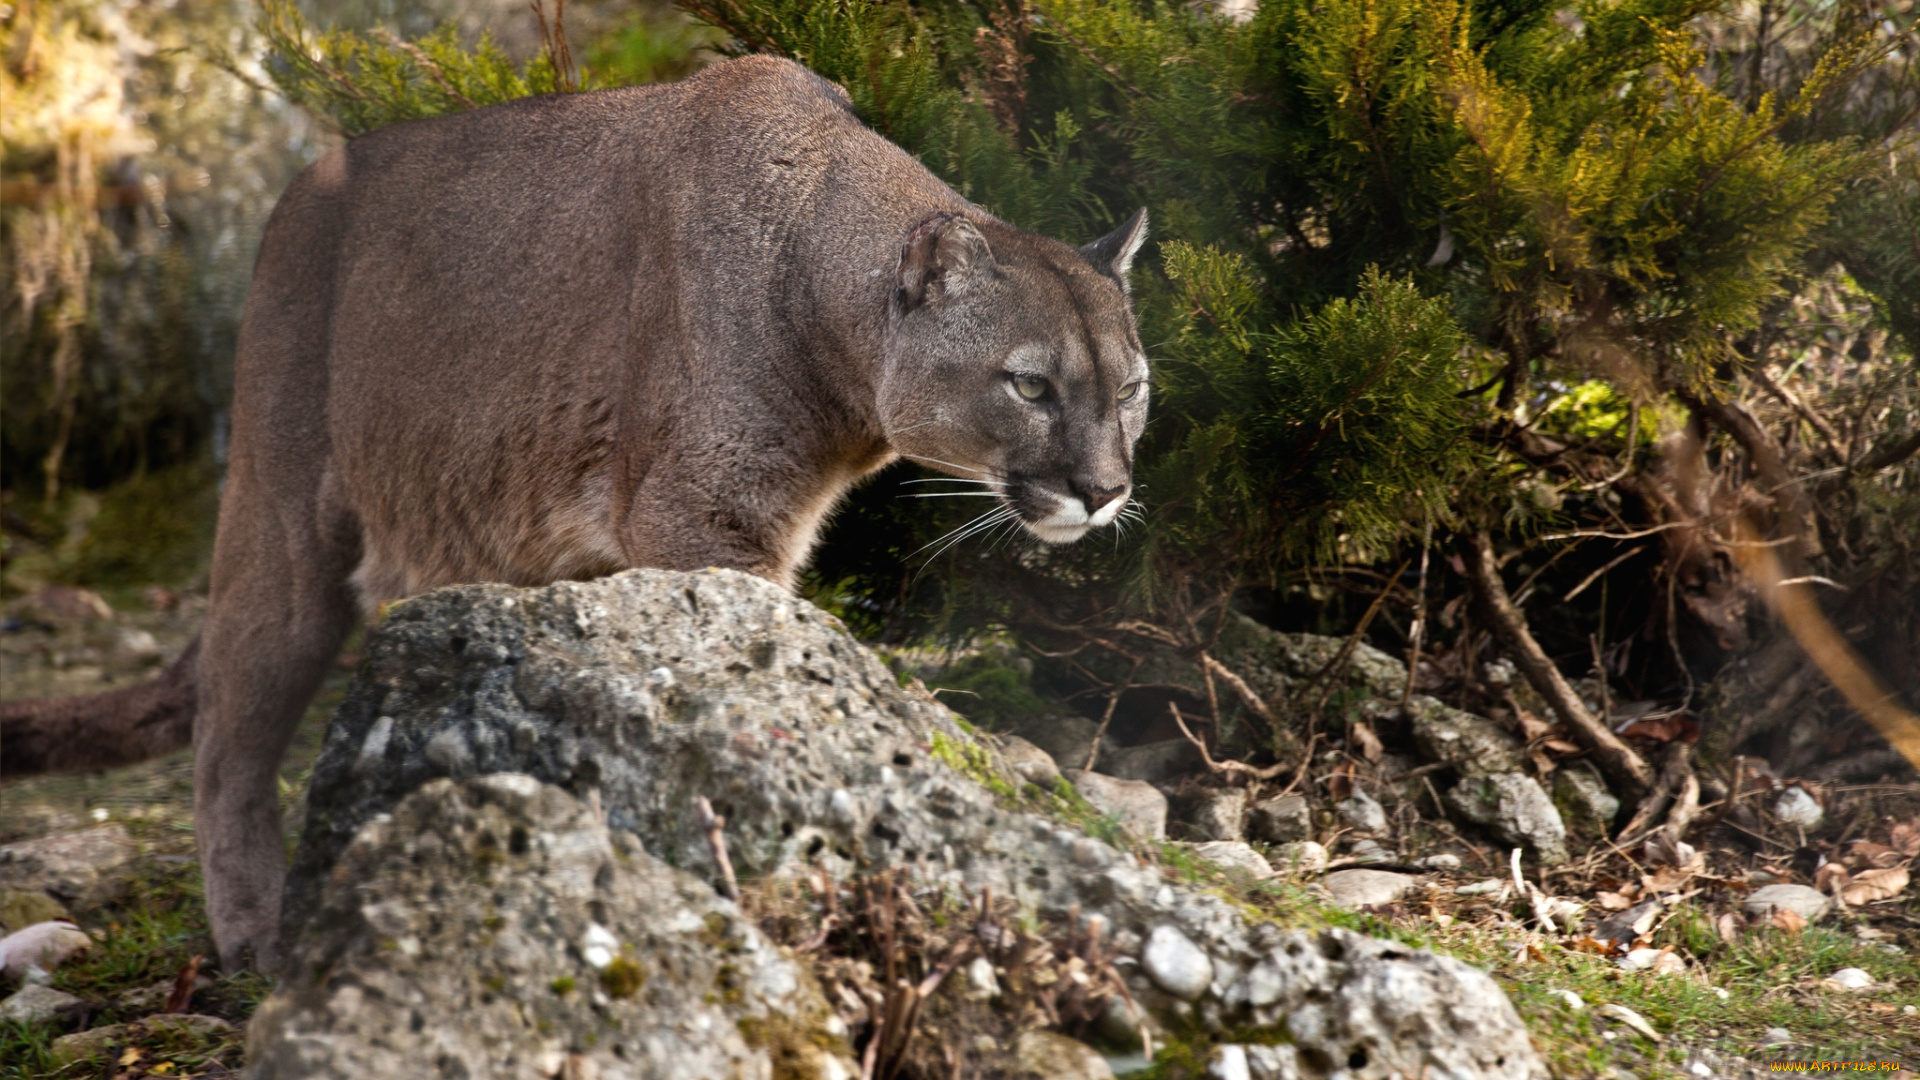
1083,657,1141,772
1749,364,1845,460
1168,702,1289,780
1853,427,1920,473
1461,531,1654,801
1200,652,1274,727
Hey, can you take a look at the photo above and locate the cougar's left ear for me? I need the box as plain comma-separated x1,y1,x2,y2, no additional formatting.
1079,207,1149,289
897,213,994,313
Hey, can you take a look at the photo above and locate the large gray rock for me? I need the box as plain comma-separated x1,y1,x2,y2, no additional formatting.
1174,788,1248,842
284,568,1545,1080
1743,884,1833,924
0,983,82,1023
251,774,855,1079
1247,794,1312,844
1325,869,1420,910
1407,698,1526,777
1552,763,1620,836
0,824,141,907
1066,770,1169,841
1445,773,1569,866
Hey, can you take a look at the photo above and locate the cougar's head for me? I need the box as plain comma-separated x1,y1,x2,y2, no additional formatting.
879,209,1150,545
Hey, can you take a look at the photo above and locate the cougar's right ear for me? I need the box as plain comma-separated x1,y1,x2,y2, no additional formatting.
897,213,994,313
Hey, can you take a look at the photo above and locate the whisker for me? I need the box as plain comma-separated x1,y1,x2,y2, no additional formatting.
906,492,1005,499
914,507,1017,573
901,453,1008,481
901,477,1001,486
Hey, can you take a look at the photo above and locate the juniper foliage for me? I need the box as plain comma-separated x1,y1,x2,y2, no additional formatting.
257,0,1906,642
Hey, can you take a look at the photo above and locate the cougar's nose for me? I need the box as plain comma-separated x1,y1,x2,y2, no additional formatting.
1070,477,1127,514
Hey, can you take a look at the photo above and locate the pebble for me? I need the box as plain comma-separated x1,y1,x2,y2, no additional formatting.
1268,841,1327,875
1067,771,1169,841
1324,869,1417,909
0,921,91,981
1207,1044,1252,1080
1758,1027,1793,1048
1141,925,1213,1001
1546,989,1584,1010
0,984,81,1023
1415,853,1461,871
1742,884,1832,923
1187,841,1275,880
964,955,1000,1000
1821,967,1872,990
1348,839,1394,864
998,735,1062,789
1595,1003,1662,1042
1773,787,1823,829
1337,790,1387,833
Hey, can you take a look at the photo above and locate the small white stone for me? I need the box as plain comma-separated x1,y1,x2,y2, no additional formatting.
1758,1027,1793,1047
1712,987,1730,1000
1418,853,1462,871
1546,988,1584,1011
1823,967,1873,990
90,807,109,823
582,923,620,969
1337,790,1387,833
1268,841,1327,875
1773,787,1823,829
1207,1044,1252,1080
1142,925,1213,1001
964,955,1000,1000
1689,1062,1713,1078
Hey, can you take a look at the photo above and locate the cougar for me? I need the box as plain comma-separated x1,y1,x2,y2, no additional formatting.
0,56,1149,972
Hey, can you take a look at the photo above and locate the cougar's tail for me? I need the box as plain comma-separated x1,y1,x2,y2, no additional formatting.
0,635,200,777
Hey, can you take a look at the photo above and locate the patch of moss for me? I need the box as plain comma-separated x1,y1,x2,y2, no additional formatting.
58,462,220,596
928,730,1016,800
737,1010,851,1080
600,955,646,999
549,976,576,995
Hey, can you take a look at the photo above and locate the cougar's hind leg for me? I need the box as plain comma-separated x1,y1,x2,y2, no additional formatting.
193,468,359,975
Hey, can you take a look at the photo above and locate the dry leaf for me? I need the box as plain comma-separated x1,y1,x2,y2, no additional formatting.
119,1048,143,1067
1618,715,1701,744
1714,912,1741,943
1515,707,1554,742
1771,907,1808,934
1351,721,1384,764
1643,865,1695,894
1596,890,1635,911
1529,745,1559,775
1815,862,1852,894
1840,866,1910,906
1848,841,1905,869
1541,738,1584,755
1890,819,1919,857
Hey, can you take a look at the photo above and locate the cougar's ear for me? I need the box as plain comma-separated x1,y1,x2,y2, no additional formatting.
897,213,994,312
1079,207,1149,288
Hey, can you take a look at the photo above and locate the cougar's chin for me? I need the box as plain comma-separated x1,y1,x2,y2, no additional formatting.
1022,494,1095,545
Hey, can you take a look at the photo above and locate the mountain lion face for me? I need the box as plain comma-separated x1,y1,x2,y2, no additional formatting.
879,209,1150,545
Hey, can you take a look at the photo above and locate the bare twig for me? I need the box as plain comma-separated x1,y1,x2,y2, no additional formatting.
1168,702,1289,780
695,796,739,902
1401,523,1432,706
1200,652,1274,727
1083,657,1142,772
1461,531,1653,800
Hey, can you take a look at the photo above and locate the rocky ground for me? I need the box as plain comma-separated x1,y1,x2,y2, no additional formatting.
0,574,1915,1079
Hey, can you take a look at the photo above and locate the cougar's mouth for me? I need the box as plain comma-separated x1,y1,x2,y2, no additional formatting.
1007,478,1128,544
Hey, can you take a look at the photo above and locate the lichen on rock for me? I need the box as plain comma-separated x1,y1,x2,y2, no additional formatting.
270,568,1545,1080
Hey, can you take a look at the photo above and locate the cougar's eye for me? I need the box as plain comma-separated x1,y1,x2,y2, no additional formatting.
1013,375,1048,401
1117,381,1143,402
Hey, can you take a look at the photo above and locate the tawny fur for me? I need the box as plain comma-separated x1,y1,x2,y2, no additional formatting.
0,55,1149,974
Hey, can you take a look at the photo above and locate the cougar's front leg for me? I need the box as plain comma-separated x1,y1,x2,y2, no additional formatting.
194,468,358,974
